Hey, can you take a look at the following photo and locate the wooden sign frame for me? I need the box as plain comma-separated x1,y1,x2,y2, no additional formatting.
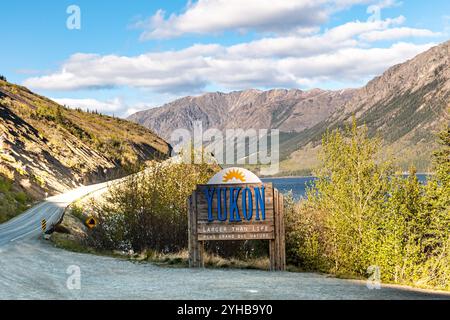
188,182,286,271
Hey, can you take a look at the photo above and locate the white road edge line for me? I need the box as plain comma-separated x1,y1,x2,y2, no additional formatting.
9,207,62,242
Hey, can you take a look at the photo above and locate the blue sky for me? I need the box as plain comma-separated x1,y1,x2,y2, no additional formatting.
0,0,449,117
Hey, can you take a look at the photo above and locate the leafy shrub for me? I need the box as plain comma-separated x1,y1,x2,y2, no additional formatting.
285,119,450,290
35,104,57,121
0,177,12,193
14,192,28,204
285,192,330,271
0,177,31,223
88,162,218,252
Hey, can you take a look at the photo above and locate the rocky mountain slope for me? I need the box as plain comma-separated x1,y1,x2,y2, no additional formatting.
281,40,449,174
0,80,171,221
128,88,356,140
129,40,449,175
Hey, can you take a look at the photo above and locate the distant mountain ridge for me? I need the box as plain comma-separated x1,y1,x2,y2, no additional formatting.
129,40,450,174
128,88,357,140
279,40,449,173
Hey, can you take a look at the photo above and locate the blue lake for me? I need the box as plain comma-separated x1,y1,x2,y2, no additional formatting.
262,174,429,200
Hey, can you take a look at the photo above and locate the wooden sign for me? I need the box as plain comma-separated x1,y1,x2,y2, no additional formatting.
188,167,286,271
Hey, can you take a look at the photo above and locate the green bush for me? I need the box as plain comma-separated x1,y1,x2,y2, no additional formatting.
35,104,57,121
0,177,12,193
0,177,31,223
88,161,269,259
285,119,450,290
88,162,218,252
14,192,28,204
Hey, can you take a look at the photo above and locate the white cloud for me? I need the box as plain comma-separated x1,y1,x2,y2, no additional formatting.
53,97,125,114
52,95,183,118
21,1,444,118
24,16,439,94
225,16,405,59
134,0,372,40
205,42,435,89
360,27,441,42
276,42,434,81
25,46,217,93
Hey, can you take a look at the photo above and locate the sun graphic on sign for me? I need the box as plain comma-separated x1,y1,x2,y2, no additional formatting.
222,168,246,183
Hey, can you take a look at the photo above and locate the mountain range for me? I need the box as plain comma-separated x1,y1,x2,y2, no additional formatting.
129,40,450,175
128,88,357,138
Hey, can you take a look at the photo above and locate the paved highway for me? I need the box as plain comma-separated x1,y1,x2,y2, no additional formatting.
0,180,449,299
0,181,111,246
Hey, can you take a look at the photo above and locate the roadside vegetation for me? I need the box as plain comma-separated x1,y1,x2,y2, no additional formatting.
82,160,267,259
51,118,449,291
54,157,271,265
0,176,31,223
285,120,449,290
28,102,168,168
87,161,216,252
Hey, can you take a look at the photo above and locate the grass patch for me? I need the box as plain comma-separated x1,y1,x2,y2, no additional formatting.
51,234,274,271
69,204,87,223
0,176,32,223
51,233,127,260
51,233,95,254
132,249,271,270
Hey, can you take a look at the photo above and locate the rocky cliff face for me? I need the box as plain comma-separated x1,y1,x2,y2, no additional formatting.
338,40,449,120
283,40,449,172
0,80,171,201
128,88,356,140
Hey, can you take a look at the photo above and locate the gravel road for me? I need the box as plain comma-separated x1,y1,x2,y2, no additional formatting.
1,240,449,300
0,179,449,300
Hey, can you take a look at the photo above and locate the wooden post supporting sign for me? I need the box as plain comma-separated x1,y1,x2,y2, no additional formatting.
188,167,286,271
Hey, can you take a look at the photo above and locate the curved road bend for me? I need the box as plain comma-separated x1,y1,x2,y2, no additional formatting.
0,181,111,246
0,180,450,299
